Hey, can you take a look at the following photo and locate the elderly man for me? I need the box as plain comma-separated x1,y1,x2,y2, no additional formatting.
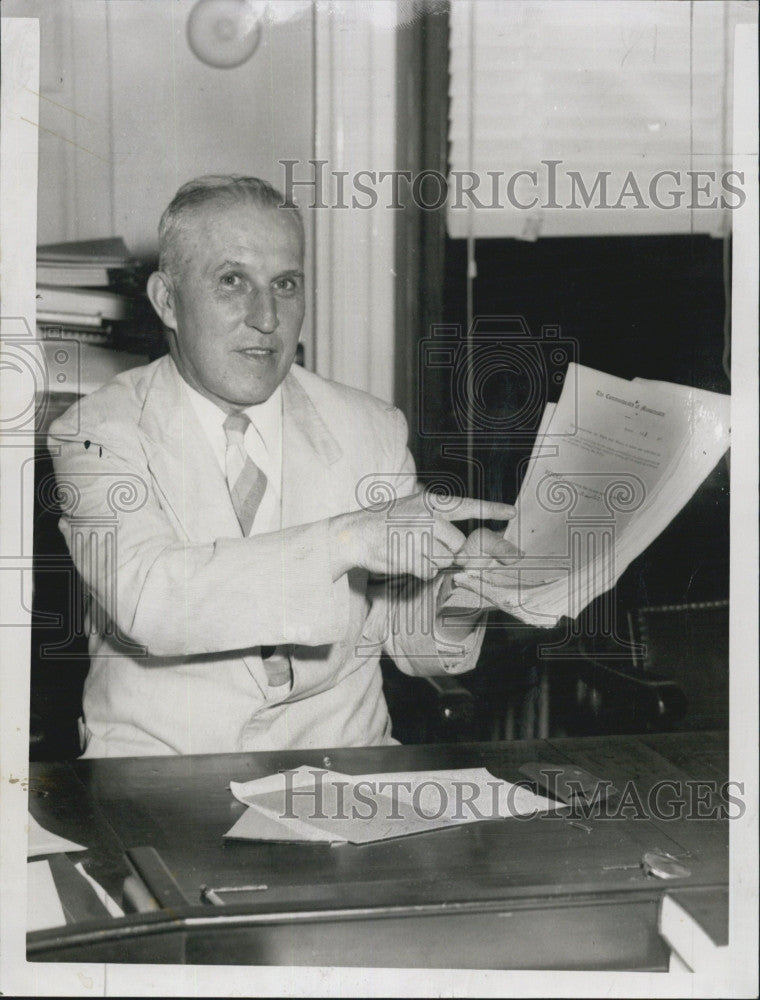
49,175,515,758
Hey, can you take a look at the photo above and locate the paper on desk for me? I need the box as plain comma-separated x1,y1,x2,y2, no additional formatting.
226,766,561,845
27,812,86,858
74,861,124,917
27,860,67,932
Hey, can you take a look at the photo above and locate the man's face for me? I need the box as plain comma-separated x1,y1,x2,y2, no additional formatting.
161,201,305,411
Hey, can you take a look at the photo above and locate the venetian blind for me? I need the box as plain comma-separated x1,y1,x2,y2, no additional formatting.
447,0,746,239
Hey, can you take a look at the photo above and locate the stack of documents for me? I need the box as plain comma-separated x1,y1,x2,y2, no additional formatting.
446,363,730,627
37,236,136,288
36,238,139,345
35,237,160,362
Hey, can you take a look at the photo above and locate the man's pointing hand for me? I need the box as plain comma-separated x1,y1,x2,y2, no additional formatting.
329,491,515,581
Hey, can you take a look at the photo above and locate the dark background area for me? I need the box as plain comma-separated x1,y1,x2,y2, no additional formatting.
416,232,730,610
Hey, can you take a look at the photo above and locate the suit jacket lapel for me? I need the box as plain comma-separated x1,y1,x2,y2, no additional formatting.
141,359,346,541
281,369,344,529
139,359,268,699
280,370,346,702
139,356,242,544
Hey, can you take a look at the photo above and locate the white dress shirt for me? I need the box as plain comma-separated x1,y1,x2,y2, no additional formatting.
182,381,283,535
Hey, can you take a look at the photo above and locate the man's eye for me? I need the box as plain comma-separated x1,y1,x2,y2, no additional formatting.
273,277,300,294
220,273,242,288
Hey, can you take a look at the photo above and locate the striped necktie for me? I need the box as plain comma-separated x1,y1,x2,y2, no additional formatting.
223,411,291,689
223,411,267,538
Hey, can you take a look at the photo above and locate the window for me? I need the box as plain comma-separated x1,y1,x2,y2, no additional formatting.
447,0,749,238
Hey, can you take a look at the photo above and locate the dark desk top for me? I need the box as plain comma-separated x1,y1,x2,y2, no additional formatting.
27,732,729,969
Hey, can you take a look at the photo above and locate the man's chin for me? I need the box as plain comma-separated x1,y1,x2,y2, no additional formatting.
231,372,287,407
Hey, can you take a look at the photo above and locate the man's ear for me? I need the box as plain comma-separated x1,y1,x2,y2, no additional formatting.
146,271,178,331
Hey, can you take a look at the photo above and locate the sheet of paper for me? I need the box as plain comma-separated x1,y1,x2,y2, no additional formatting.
229,767,464,844
633,376,731,427
27,860,67,932
226,766,561,844
225,805,334,843
506,363,696,581
27,812,86,858
444,365,730,625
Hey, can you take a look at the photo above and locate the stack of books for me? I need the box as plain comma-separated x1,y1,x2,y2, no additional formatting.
36,237,160,354
36,237,164,396
38,235,135,289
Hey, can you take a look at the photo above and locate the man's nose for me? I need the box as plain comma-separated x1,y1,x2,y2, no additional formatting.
244,288,278,333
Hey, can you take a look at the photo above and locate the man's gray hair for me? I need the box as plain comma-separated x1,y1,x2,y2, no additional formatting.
158,175,304,277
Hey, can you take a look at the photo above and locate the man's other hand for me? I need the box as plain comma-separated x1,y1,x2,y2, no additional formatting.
454,527,522,569
328,493,515,581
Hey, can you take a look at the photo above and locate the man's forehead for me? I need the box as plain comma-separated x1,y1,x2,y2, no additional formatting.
182,201,303,251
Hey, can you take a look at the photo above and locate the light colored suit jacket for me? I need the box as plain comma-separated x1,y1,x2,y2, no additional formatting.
48,355,483,757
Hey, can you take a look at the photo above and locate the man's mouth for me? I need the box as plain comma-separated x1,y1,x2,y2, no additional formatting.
237,346,276,359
